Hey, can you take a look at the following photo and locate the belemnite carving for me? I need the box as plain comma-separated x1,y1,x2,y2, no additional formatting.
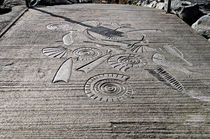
72,47,102,61
108,53,146,72
76,53,111,73
152,53,192,74
163,45,193,66
42,47,67,59
53,58,73,83
85,73,133,102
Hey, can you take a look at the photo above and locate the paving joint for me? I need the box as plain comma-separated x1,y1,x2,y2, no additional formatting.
0,7,28,38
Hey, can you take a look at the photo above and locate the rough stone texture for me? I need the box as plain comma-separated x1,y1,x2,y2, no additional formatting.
170,0,192,11
0,4,210,138
186,0,210,4
38,0,74,5
170,0,204,25
155,2,164,9
192,15,210,38
0,5,26,35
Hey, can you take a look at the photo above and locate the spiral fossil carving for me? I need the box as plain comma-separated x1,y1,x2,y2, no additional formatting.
108,53,146,72
85,73,133,102
73,47,103,61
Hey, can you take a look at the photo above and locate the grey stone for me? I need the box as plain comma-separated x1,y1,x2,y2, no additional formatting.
0,0,5,5
192,15,210,38
0,5,26,36
140,0,150,6
0,4,210,138
146,1,158,8
199,3,210,15
170,0,204,25
140,1,165,10
156,2,164,9
170,0,192,12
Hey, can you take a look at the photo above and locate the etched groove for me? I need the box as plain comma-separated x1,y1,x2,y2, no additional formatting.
42,47,67,59
77,53,111,73
72,47,102,61
108,53,146,72
63,31,74,45
84,73,133,102
127,29,161,33
84,29,97,40
152,53,192,74
46,23,72,31
46,24,58,30
124,35,156,53
147,67,184,92
163,45,193,66
53,58,73,83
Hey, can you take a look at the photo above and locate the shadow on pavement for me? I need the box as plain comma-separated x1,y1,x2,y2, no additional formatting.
33,7,124,38
0,8,12,15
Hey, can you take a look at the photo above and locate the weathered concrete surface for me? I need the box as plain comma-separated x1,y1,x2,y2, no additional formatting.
0,5,27,37
0,4,210,138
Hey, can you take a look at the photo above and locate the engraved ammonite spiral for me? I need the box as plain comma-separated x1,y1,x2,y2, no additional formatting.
108,53,146,72
73,47,102,61
85,73,133,102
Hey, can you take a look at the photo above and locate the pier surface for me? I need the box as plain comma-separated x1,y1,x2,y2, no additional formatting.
0,4,210,138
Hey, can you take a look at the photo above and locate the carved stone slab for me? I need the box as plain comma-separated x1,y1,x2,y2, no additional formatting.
0,4,210,139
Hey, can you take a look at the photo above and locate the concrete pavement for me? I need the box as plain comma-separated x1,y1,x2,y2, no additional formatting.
0,4,210,138
0,5,27,37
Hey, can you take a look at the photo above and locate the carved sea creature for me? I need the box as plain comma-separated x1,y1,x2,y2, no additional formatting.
163,45,193,66
42,47,67,58
146,67,184,92
53,58,73,83
77,53,111,73
85,73,133,102
108,53,146,72
152,53,192,74
63,31,74,45
72,47,102,61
